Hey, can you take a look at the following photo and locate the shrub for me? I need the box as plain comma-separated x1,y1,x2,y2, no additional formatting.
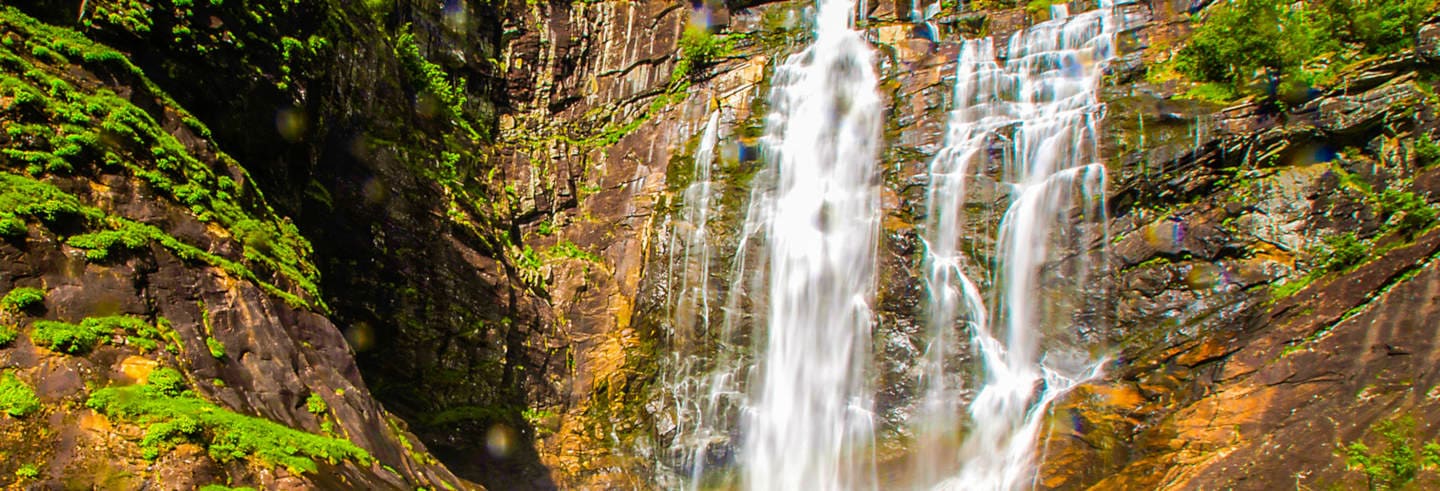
306,393,327,414
1344,416,1433,489
1,286,44,312
1374,188,1437,233
206,337,226,359
0,324,15,346
1319,232,1368,272
13,463,38,479
0,371,40,417
670,23,733,85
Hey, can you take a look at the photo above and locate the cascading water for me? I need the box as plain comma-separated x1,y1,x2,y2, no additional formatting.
658,1,1120,490
739,0,884,489
918,3,1117,490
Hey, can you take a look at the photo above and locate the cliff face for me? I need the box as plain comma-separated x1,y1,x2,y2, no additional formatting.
3,0,1439,489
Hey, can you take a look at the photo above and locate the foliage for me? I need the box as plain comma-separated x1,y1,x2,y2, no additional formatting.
547,240,603,263
0,371,40,417
206,337,227,359
0,324,15,347
1374,187,1438,234
87,379,373,473
395,26,481,141
29,315,169,355
147,367,187,397
199,485,256,491
671,23,733,86
1,286,44,312
1173,0,1437,100
1343,416,1440,489
1417,133,1440,167
1025,0,1063,19
0,9,323,309
13,463,39,479
1318,232,1369,272
306,392,328,414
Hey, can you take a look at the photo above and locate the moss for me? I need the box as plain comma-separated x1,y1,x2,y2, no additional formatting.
0,286,44,312
13,463,39,479
0,371,40,417
0,324,16,347
199,485,256,491
28,315,171,355
206,337,226,359
87,380,373,474
546,240,603,264
0,9,324,309
395,25,481,141
306,392,328,414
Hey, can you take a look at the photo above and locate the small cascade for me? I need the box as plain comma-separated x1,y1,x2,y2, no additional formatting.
658,110,737,489
918,3,1118,490
738,0,885,489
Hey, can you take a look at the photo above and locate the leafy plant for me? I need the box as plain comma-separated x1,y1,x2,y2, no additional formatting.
0,324,15,347
0,371,40,417
1374,187,1437,234
306,393,328,415
13,463,38,479
0,286,44,312
1344,416,1438,489
29,319,107,354
1319,232,1368,272
670,23,733,86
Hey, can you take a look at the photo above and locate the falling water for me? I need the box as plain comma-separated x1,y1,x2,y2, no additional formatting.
919,3,1117,490
739,0,884,489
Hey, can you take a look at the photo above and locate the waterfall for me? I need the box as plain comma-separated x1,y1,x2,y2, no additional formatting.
739,0,884,489
918,3,1117,490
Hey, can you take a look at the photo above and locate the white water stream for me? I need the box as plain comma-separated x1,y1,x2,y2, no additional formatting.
920,3,1117,490
659,2,1119,490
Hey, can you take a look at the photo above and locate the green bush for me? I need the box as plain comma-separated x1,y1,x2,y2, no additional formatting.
147,367,187,397
306,393,327,414
1374,187,1437,233
1344,416,1440,489
670,24,733,85
1320,232,1368,272
0,371,40,417
1175,0,1437,99
0,324,15,347
1416,133,1440,167
13,463,38,479
0,286,44,312
0,214,24,237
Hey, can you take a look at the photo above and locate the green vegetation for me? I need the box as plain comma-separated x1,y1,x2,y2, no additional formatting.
1418,134,1440,167
1170,0,1437,101
0,8,323,310
29,315,171,355
0,371,40,417
87,372,373,473
1343,416,1440,489
0,324,16,347
671,23,734,86
306,392,328,414
1,286,44,312
13,463,39,479
199,485,256,491
395,26,481,141
547,240,603,263
1025,0,1064,19
206,337,227,359
1374,187,1438,234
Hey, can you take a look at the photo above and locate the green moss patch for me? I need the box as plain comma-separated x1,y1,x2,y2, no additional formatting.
87,376,373,474
0,286,44,312
0,371,40,417
0,7,323,310
29,315,172,354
